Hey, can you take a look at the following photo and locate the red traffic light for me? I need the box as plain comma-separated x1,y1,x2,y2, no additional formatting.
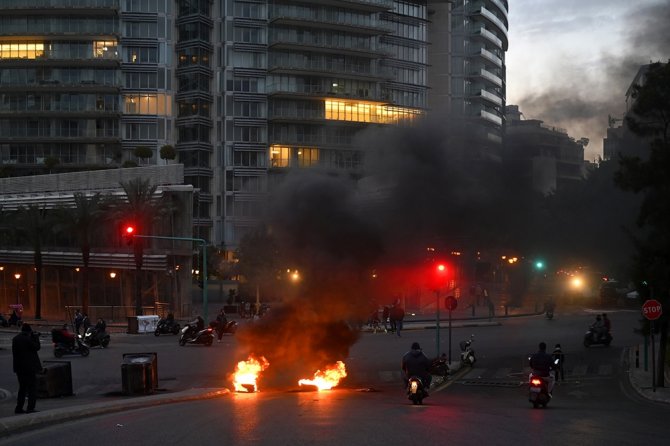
436,263,447,273
122,224,136,246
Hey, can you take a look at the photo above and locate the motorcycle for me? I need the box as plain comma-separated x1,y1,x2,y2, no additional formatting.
52,328,90,358
429,354,450,386
460,335,476,366
584,327,613,347
83,327,110,348
154,317,181,336
209,319,238,336
528,358,559,408
407,376,428,405
178,324,214,346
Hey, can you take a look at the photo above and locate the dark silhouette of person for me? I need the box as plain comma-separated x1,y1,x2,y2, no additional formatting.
74,309,83,334
401,342,432,393
215,308,228,342
12,323,42,414
552,344,565,382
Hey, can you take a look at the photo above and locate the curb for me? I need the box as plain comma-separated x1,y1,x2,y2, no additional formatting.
0,388,229,438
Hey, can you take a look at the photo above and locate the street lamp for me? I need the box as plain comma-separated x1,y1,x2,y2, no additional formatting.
0,266,5,301
14,273,21,305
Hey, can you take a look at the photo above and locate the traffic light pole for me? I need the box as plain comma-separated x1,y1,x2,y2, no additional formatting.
133,235,208,322
435,290,441,358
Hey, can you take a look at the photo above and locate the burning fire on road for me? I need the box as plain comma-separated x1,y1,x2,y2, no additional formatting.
232,355,269,392
298,361,347,391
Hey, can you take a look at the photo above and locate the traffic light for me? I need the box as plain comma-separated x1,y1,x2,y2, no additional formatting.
535,261,544,270
428,260,450,291
122,224,136,246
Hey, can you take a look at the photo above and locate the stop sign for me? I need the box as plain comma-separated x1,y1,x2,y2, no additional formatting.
642,299,663,321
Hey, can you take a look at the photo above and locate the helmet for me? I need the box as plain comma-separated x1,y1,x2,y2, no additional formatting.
411,342,421,350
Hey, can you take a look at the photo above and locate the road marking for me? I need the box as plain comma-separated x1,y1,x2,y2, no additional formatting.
493,367,512,379
462,367,485,379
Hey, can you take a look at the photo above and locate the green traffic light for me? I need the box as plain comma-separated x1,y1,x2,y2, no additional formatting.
535,261,544,269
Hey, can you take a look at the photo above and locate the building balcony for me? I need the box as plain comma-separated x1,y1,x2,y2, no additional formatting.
470,26,503,48
471,47,502,67
269,16,392,36
468,68,503,87
469,88,503,106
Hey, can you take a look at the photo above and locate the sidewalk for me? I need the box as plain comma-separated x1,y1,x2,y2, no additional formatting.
626,344,670,404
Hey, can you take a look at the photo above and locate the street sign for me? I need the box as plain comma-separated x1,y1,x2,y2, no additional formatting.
445,296,457,311
642,299,663,321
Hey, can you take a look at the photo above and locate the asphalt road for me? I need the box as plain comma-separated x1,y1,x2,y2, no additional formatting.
1,308,667,445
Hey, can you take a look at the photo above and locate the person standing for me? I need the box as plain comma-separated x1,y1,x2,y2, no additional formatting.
12,323,43,414
215,308,228,342
74,309,83,334
552,344,565,383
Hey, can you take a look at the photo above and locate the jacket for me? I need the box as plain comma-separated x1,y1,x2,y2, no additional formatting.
12,331,42,375
401,348,431,380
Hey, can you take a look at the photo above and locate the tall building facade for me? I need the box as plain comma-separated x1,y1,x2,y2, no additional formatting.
448,0,507,160
0,0,428,251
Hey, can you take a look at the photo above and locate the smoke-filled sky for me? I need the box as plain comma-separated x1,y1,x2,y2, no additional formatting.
506,0,670,161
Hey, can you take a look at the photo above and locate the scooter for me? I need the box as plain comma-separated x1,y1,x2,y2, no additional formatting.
209,319,238,336
154,317,181,336
407,376,428,405
528,358,559,408
584,327,613,347
460,335,476,366
429,354,450,386
178,324,214,346
83,327,110,348
52,329,90,358
528,372,552,408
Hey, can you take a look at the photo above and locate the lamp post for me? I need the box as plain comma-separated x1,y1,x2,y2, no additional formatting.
14,273,21,305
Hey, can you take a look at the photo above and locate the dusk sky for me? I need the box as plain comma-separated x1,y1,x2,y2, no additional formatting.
506,0,670,161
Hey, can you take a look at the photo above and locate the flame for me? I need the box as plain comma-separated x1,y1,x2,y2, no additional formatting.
298,361,347,391
232,355,269,392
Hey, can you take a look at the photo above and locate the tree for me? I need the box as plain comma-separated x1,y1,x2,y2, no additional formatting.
116,178,169,315
234,226,281,306
54,193,107,316
615,61,670,387
134,146,153,165
160,145,176,164
14,205,53,320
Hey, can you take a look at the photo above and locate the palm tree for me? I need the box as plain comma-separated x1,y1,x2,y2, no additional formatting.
116,178,168,315
55,193,107,315
14,205,53,319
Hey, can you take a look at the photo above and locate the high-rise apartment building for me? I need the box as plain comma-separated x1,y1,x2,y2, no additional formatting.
0,1,429,251
448,0,508,160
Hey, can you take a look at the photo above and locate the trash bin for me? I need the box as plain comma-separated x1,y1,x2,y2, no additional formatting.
37,360,73,398
121,352,158,395
127,316,139,334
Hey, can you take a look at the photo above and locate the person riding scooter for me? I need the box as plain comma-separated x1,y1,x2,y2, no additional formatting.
529,342,555,396
401,342,432,394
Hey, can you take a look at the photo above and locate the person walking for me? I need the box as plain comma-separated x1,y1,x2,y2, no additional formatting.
391,304,405,337
12,323,43,414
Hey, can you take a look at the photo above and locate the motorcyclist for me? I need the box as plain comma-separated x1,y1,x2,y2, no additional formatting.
529,342,555,396
60,324,76,349
592,315,606,341
188,315,205,334
92,318,107,343
401,342,432,394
